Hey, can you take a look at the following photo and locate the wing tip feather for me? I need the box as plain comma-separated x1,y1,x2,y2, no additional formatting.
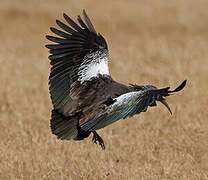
82,9,97,34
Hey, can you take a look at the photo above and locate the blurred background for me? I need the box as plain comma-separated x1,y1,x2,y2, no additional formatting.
0,0,208,179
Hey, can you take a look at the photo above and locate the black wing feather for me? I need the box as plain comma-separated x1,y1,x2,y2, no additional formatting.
56,19,78,35
46,35,67,44
77,15,89,30
83,10,97,34
50,27,71,38
46,10,109,110
63,13,83,32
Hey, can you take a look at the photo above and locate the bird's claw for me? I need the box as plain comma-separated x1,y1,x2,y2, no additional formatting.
92,132,105,150
92,135,97,144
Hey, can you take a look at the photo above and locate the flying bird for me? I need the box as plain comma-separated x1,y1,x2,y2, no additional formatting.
46,10,186,150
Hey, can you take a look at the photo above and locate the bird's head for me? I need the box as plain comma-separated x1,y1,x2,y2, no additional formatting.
130,80,187,114
149,80,187,114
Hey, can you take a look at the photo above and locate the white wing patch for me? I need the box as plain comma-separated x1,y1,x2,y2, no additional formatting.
111,91,143,111
78,50,110,83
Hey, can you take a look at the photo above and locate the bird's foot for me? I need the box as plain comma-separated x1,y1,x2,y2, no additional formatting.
92,131,105,150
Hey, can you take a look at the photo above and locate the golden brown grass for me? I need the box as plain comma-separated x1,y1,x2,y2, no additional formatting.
0,0,208,179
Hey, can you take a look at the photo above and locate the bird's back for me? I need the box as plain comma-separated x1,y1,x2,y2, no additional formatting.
61,76,131,124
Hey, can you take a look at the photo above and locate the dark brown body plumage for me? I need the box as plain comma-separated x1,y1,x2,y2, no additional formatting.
69,76,130,124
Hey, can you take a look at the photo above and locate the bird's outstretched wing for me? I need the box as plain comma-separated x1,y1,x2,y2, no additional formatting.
81,91,152,131
46,10,110,110
81,80,187,131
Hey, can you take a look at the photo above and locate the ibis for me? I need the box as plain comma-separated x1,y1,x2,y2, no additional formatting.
46,10,186,149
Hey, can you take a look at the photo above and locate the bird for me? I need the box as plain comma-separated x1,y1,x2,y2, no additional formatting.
45,10,186,150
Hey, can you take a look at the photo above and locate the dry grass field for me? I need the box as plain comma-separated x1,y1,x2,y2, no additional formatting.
0,0,208,179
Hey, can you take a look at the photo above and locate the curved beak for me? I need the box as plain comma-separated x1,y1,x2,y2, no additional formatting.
160,99,172,115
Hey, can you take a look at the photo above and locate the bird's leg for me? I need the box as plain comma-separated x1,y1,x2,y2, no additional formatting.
92,131,105,150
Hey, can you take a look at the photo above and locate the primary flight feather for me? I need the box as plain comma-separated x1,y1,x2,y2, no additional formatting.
46,10,186,149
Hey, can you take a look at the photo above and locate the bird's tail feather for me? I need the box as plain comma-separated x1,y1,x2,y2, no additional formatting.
50,109,91,140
